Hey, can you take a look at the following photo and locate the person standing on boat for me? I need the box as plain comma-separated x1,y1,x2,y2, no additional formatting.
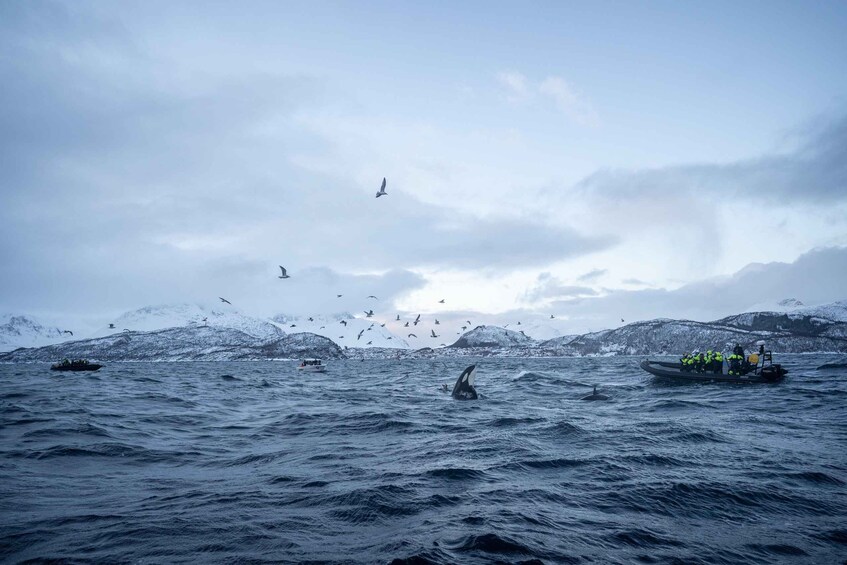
680,352,692,371
713,350,724,373
728,344,744,375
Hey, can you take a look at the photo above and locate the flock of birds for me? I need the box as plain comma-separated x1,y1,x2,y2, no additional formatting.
86,178,615,345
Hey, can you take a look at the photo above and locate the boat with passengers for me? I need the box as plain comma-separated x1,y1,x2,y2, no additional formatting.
641,343,787,383
296,358,327,373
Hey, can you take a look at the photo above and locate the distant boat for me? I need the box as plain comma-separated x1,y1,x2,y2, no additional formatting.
51,359,102,372
296,358,327,373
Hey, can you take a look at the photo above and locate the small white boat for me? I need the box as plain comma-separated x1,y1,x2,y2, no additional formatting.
296,358,327,373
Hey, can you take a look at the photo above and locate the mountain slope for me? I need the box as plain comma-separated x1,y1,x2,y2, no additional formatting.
0,326,344,362
0,315,67,352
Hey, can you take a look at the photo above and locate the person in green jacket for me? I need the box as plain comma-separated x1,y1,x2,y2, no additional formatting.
712,350,724,373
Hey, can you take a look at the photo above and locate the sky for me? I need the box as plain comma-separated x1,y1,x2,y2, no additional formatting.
1,0,846,334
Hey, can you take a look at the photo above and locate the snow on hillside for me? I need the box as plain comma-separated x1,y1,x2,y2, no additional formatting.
272,313,410,349
0,314,67,352
91,303,285,341
451,325,535,348
511,319,577,341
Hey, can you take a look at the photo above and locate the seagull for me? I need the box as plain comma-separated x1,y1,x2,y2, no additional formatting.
62,330,73,336
404,322,409,327
434,319,440,325
367,295,379,300
308,317,314,322
376,177,387,198
290,324,296,328
520,330,526,336
337,294,343,298
278,266,290,279
408,333,417,338
380,323,386,327
357,329,365,340
339,336,344,339
108,323,115,329
431,329,438,338
438,299,445,303
466,320,472,326
517,321,521,325
621,318,625,323
413,314,420,326
123,328,130,332
219,297,232,305
550,314,555,319
202,317,208,325
387,336,393,340
461,326,467,331
340,320,348,326
365,310,374,318
395,314,400,321
319,326,325,329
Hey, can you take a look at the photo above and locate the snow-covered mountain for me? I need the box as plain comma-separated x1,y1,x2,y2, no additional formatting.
272,313,410,349
450,325,536,348
0,326,344,362
92,303,286,341
0,315,67,352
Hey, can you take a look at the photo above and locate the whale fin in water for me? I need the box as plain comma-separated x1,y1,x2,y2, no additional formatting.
452,364,478,400
581,385,609,401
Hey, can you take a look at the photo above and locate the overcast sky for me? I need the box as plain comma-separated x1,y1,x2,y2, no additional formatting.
2,1,846,333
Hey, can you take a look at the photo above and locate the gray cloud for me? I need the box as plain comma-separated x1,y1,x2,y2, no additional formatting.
548,246,847,332
576,268,607,283
576,116,847,205
522,273,599,303
0,3,612,318
622,278,649,285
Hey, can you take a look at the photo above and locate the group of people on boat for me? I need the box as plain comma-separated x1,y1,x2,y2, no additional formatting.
58,358,89,367
680,344,754,375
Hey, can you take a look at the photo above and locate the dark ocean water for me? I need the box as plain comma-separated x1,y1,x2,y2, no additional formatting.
1,356,846,564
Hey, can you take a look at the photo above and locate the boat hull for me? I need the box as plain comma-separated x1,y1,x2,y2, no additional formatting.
296,365,326,373
640,359,786,384
50,364,102,372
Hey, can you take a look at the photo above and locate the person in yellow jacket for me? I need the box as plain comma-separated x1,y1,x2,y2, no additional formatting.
712,350,724,373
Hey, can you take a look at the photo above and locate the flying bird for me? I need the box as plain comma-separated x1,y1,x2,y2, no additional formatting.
365,310,374,318
404,322,409,327
408,333,417,338
367,341,372,345
550,314,555,319
466,320,472,326
376,177,387,198
434,319,440,325
367,295,378,300
308,317,314,322
461,326,467,331
357,329,365,340
413,314,421,326
337,294,343,298
395,314,400,321
431,329,438,338
380,323,386,327
319,326,325,329
108,323,115,329
340,320,348,326
123,328,130,332
278,266,290,279
621,318,625,323
387,336,393,340
290,324,296,328
438,299,445,303
62,330,73,336
219,297,232,305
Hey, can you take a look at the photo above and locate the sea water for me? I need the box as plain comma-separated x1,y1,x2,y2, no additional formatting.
1,356,845,563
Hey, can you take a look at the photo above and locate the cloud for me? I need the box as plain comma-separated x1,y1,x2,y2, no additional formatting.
496,71,530,102
547,246,847,332
575,115,847,204
622,278,649,286
538,76,599,126
0,7,612,319
522,273,599,303
495,71,598,125
577,268,607,282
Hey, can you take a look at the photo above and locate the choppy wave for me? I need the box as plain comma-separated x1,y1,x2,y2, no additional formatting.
1,355,845,563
